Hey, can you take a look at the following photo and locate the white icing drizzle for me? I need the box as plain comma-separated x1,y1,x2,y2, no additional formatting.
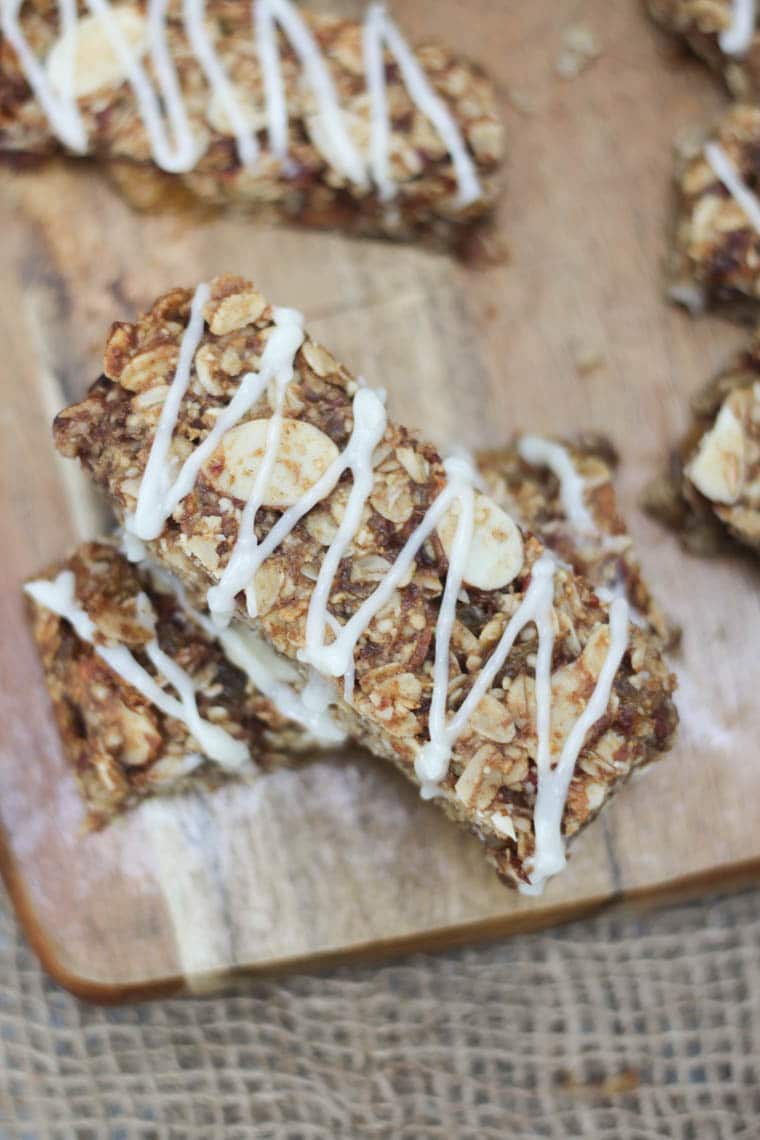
25,570,249,770
254,0,366,185
182,0,258,167
705,140,760,236
301,388,388,668
720,0,756,55
208,386,386,627
5,0,480,203
420,554,557,798
521,594,630,895
121,529,148,563
1,0,87,151
362,3,481,207
87,0,197,172
518,435,597,536
206,307,305,625
147,561,346,746
135,301,304,551
123,284,631,892
413,456,475,793
299,454,468,683
132,281,211,541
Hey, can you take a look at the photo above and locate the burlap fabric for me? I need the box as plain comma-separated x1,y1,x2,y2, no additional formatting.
2,885,759,1138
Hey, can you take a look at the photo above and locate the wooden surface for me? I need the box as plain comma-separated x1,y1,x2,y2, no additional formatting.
1,0,759,1002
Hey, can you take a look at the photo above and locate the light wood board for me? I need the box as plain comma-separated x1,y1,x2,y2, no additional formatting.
1,0,759,1002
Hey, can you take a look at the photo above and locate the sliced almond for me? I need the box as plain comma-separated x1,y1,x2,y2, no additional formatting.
204,289,268,336
686,399,746,505
468,692,516,744
46,7,147,99
203,417,339,508
437,493,524,591
120,344,179,393
301,340,339,379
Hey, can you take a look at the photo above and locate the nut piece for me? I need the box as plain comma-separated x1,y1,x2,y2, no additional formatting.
204,417,339,508
120,344,179,393
204,289,267,336
686,400,746,505
46,7,147,99
437,493,524,591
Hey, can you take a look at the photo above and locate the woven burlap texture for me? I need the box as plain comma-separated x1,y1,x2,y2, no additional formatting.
1,884,759,1139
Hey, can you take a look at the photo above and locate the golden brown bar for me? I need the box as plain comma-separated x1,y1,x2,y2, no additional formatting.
645,327,760,554
53,276,678,890
25,539,344,827
0,0,503,253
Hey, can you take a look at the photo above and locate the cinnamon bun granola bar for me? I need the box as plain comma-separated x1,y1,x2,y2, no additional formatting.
28,442,674,827
645,327,760,553
53,275,678,892
25,539,346,827
0,0,503,251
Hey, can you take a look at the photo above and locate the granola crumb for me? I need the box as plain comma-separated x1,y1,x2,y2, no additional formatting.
556,23,600,80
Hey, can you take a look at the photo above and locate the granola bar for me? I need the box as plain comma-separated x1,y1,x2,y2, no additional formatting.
478,437,678,648
0,0,503,252
645,328,760,553
25,539,346,827
53,275,678,891
669,104,760,317
648,0,760,98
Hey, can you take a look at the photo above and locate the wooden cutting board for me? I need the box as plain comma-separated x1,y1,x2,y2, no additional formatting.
1,0,759,1003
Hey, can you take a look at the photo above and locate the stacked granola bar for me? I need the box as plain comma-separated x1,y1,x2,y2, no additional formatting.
26,539,348,827
41,275,678,892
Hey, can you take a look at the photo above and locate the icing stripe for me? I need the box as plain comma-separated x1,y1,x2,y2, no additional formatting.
302,388,388,667
138,305,304,549
1,0,87,151
182,0,259,167
419,553,557,794
86,0,198,172
25,570,249,770
132,281,211,541
206,307,305,625
412,456,475,791
720,0,756,55
518,435,597,535
364,3,481,207
705,141,760,236
140,560,347,746
521,595,630,895
254,0,367,184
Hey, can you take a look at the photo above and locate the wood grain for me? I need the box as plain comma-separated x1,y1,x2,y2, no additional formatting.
1,0,759,1001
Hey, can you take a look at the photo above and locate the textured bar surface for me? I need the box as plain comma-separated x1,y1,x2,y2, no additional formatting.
0,0,503,251
53,277,678,888
479,440,678,648
645,329,760,553
669,104,760,316
26,540,330,826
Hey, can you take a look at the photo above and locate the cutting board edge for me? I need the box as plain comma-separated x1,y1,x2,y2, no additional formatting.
4,815,759,1005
